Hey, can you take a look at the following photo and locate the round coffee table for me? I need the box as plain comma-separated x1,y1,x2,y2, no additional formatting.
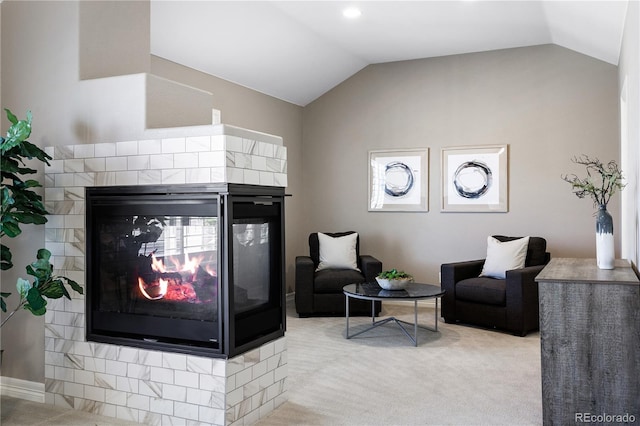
343,282,445,346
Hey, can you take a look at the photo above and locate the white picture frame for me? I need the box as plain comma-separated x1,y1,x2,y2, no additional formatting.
441,144,508,212
368,148,429,212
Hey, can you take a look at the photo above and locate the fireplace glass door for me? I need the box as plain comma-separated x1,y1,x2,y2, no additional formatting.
87,191,220,351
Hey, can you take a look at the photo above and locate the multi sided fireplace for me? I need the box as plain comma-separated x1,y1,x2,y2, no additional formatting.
85,183,286,358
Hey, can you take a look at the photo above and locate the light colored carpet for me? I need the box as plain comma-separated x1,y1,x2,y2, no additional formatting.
1,298,542,425
257,299,542,425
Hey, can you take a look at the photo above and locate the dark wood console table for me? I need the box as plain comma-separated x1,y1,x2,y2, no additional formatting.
536,258,640,425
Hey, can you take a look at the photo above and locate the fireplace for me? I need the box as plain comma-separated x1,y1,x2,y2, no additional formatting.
85,183,286,358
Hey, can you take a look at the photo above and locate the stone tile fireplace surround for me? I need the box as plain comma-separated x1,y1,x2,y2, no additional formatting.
41,125,288,425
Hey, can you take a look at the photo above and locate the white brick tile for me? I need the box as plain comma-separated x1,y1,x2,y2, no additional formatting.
175,370,199,388
244,169,260,185
151,366,174,384
138,139,162,155
128,155,150,170
84,158,105,172
115,170,138,185
150,397,174,416
116,376,139,393
139,380,162,398
48,242,65,256
95,372,116,389
163,353,187,371
74,144,95,159
116,141,138,156
84,385,106,402
127,363,150,380
186,388,212,406
225,135,243,151
105,156,127,171
252,360,268,379
117,347,139,363
186,357,211,375
274,365,287,382
95,142,116,157
226,167,244,184
84,355,106,373
45,188,64,202
186,136,210,152
106,389,127,406
163,384,187,402
252,155,267,171
162,137,186,153
174,152,198,168
48,159,64,173
55,173,74,188
64,159,85,173
161,169,186,184
64,325,84,341
127,394,150,411
174,401,199,421
226,387,243,407
200,374,225,393
95,172,117,186
211,167,225,182
116,405,139,422
74,172,95,187
106,360,128,376
199,151,225,167
259,172,275,186
149,153,174,169
138,169,162,185
185,168,211,184
199,406,225,424
75,369,95,385
139,351,163,367
64,381,84,398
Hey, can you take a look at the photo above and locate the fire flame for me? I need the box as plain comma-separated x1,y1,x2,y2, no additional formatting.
139,253,216,301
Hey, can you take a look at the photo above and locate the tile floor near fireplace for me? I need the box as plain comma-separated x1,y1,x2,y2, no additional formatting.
42,125,288,425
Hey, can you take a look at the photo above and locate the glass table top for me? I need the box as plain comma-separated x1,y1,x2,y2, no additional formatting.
343,282,444,299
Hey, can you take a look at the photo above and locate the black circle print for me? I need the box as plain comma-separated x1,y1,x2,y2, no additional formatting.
385,161,414,197
453,160,492,199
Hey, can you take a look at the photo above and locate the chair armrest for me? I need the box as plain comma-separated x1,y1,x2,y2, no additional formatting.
295,256,315,315
505,264,546,299
440,260,485,289
505,264,546,332
440,260,484,320
360,255,382,282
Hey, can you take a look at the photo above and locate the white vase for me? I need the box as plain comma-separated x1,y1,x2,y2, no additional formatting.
596,204,615,270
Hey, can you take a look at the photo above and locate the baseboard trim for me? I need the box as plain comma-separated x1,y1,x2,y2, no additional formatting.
0,376,45,403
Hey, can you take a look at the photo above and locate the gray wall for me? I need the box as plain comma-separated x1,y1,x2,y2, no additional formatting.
301,45,620,285
620,0,640,267
0,1,303,383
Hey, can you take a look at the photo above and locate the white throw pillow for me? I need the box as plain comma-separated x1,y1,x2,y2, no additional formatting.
480,236,530,279
316,232,360,272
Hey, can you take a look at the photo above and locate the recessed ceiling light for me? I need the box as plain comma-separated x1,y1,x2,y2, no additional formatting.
343,7,362,19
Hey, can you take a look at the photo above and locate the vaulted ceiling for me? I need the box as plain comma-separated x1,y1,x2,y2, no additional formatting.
150,1,628,106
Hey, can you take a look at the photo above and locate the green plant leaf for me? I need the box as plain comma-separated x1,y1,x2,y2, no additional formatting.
5,108,18,125
16,277,31,298
40,280,66,299
1,244,13,270
1,221,22,238
65,278,84,296
24,286,46,315
0,297,6,313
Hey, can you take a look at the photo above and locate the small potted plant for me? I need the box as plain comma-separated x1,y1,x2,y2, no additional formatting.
376,268,413,290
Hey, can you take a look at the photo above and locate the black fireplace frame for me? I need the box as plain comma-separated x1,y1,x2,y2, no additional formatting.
85,183,286,358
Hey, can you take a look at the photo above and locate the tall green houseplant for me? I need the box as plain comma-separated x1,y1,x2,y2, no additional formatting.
1,109,82,327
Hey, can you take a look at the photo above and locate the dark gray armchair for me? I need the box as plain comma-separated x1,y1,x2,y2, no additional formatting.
440,235,550,336
295,231,382,317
